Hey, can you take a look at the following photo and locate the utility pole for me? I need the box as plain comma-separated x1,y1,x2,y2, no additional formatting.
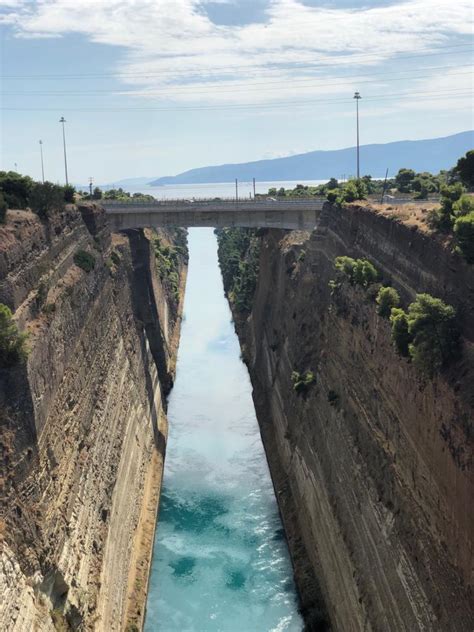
253,177,256,200
380,168,389,204
235,178,238,203
353,91,361,180
39,140,45,183
59,116,69,186
89,177,93,198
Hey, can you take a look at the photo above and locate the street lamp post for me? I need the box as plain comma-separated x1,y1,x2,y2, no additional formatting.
59,116,69,186
353,91,361,180
39,140,45,183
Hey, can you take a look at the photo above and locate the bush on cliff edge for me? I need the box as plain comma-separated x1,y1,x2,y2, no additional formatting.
454,212,474,263
0,304,28,368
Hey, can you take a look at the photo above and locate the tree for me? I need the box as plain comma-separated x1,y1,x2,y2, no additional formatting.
326,177,338,189
390,308,411,356
453,150,474,189
376,286,400,317
0,171,33,209
29,182,65,218
453,212,474,263
452,194,474,217
429,183,464,232
0,303,28,368
395,168,416,193
338,179,367,203
63,184,75,203
407,294,459,374
361,174,376,194
326,189,338,204
92,187,103,200
353,258,378,287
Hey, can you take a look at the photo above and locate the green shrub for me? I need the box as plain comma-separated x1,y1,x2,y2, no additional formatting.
337,179,367,204
326,189,338,203
291,370,316,394
395,168,416,193
390,308,411,356
453,212,474,263
353,258,379,287
0,303,28,368
407,294,459,375
334,256,357,281
376,286,400,318
29,182,65,218
453,150,474,189
0,171,33,209
0,192,6,223
74,250,96,273
452,194,474,217
63,184,76,203
430,183,465,232
334,256,379,287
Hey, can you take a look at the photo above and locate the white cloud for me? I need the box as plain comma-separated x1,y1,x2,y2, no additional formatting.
1,0,472,108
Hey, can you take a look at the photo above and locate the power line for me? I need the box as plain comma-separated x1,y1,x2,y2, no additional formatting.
1,43,472,80
2,64,472,97
1,88,471,113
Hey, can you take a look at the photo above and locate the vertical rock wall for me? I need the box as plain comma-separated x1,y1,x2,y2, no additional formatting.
222,209,473,631
0,206,187,631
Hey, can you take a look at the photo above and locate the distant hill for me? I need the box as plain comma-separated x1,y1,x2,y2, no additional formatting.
149,131,473,186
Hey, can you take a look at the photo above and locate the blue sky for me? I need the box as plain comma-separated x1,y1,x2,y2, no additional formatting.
0,0,472,184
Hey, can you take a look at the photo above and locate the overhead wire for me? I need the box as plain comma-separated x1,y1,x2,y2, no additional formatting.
2,87,471,113
2,63,473,97
1,42,472,80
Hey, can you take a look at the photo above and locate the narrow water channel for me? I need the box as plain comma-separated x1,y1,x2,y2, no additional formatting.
144,228,303,632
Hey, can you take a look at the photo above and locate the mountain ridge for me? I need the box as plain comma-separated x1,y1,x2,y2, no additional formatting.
148,131,473,186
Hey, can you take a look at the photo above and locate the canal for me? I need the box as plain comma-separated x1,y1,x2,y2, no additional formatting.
144,228,303,631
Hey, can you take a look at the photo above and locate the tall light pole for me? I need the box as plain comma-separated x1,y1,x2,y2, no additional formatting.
353,91,361,180
59,116,69,185
235,178,238,203
39,140,45,183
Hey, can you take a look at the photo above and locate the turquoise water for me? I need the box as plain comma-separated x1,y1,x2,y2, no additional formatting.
144,229,303,632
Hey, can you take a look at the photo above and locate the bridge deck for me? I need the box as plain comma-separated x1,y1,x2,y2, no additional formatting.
103,199,324,230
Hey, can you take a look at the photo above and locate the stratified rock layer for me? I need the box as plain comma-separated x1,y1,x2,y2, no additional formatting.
0,206,186,631
229,206,473,631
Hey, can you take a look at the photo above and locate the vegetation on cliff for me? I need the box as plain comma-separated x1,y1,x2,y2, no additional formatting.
80,186,155,203
291,370,316,395
0,304,28,368
216,228,261,313
0,171,75,217
152,230,187,312
74,249,96,273
330,257,460,376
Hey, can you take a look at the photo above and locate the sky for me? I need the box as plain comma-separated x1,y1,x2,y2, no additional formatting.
0,0,473,185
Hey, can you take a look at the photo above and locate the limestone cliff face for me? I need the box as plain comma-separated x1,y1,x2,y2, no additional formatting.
223,207,473,631
0,205,186,631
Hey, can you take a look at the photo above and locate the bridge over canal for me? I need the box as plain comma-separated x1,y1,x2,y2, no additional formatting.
103,198,325,230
